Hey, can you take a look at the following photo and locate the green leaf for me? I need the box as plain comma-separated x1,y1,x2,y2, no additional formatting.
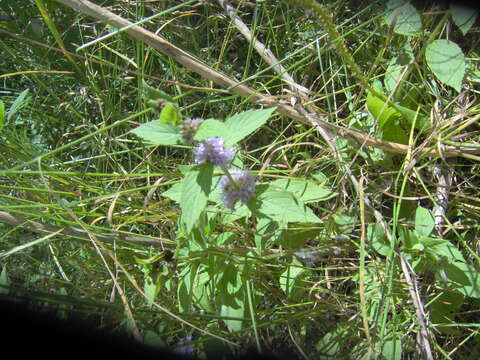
367,223,390,256
270,178,336,203
447,262,480,298
130,121,182,145
450,4,478,36
142,80,175,102
384,0,422,36
384,43,414,93
425,39,465,93
253,185,321,224
162,182,183,203
382,336,402,360
415,206,434,237
367,91,429,144
180,164,213,232
143,331,167,348
144,273,161,306
219,264,244,332
193,119,229,141
430,290,464,335
7,88,30,121
280,258,305,297
159,102,180,126
0,266,9,295
223,107,276,146
0,100,4,131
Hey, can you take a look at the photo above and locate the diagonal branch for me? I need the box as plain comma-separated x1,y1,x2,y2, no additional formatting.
216,0,310,97
52,0,479,159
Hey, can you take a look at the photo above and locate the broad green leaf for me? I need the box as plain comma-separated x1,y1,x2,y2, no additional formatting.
7,88,30,121
270,178,336,203
224,107,276,146
367,223,390,256
430,290,464,335
382,336,402,360
447,262,480,298
142,80,175,102
159,102,180,126
316,326,350,357
450,4,478,36
279,225,323,249
254,185,321,223
426,39,465,93
219,264,244,332
162,182,183,203
221,303,244,332
194,119,229,141
415,206,434,237
130,121,182,145
180,164,213,232
384,43,414,93
443,262,471,287
177,265,195,312
384,0,422,36
0,100,4,131
367,91,429,144
280,258,305,297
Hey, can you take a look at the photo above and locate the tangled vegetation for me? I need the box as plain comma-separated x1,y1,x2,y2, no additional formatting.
1,1,480,359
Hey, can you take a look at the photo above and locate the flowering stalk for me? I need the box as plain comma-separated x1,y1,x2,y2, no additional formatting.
220,169,256,211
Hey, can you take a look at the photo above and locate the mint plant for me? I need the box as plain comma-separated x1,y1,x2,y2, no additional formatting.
131,92,332,332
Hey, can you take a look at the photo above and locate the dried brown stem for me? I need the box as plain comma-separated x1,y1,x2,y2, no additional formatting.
52,0,480,159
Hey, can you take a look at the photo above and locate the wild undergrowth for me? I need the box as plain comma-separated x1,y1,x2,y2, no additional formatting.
1,0,480,359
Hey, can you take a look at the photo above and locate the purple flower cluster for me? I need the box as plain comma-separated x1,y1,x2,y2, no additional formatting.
193,137,234,167
181,118,204,143
220,170,256,211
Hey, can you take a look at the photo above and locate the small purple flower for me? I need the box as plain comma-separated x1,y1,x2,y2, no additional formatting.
220,170,256,210
193,137,234,166
181,117,204,142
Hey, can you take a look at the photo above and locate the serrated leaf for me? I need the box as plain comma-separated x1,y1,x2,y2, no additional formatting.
450,4,478,36
193,119,229,141
270,178,336,203
254,185,321,223
384,0,422,36
415,206,434,237
426,39,465,93
224,107,276,146
180,164,213,232
130,121,182,145
159,102,180,126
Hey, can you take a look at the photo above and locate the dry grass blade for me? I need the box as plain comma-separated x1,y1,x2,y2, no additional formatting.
52,0,480,160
